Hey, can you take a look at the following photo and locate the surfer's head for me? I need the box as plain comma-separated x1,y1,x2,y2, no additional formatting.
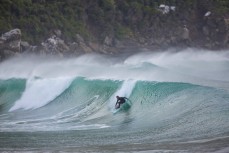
116,96,119,99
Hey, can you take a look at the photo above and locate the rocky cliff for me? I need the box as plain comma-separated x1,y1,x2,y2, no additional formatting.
0,0,229,60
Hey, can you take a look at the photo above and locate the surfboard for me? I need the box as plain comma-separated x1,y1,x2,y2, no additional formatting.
113,100,132,114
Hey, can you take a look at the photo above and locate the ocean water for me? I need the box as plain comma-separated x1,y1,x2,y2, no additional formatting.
0,49,229,152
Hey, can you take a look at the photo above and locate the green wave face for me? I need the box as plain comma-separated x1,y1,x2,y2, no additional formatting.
0,79,26,113
0,77,228,139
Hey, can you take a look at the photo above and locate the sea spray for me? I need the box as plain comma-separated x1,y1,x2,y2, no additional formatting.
108,79,136,111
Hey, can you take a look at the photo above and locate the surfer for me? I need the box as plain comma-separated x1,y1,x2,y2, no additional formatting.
115,96,128,109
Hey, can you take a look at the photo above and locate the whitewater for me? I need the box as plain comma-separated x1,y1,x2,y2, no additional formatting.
0,48,229,152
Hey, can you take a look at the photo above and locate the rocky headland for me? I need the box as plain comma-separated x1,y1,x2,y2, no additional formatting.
0,0,229,61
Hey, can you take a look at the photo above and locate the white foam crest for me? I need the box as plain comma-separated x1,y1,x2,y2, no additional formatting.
108,79,136,110
9,77,74,111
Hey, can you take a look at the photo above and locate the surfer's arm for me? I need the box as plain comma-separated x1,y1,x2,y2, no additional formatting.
115,100,119,105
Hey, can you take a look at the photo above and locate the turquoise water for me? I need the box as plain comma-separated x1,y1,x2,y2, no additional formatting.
0,50,229,152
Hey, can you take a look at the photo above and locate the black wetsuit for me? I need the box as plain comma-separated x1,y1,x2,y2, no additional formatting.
116,97,127,108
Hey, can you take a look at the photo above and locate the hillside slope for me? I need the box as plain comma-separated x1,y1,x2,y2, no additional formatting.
0,0,229,59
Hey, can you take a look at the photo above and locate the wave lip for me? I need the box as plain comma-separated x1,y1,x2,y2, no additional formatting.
9,77,74,111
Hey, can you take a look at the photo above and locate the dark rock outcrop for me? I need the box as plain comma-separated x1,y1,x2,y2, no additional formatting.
0,29,21,60
41,35,70,56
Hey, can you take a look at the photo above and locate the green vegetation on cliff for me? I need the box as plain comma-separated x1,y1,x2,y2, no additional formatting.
0,0,228,45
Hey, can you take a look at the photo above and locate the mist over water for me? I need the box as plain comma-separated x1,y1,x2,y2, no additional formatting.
0,48,229,152
1,49,229,82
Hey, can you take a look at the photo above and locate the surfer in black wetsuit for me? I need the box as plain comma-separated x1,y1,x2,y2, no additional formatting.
115,96,128,109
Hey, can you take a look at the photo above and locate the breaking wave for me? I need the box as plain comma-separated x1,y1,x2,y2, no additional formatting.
0,49,229,152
